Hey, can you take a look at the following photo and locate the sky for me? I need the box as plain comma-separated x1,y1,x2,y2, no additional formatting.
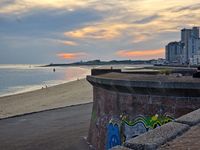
0,0,200,64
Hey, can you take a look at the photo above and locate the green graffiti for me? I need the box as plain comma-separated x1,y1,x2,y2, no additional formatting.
106,114,173,148
121,114,173,129
119,114,174,142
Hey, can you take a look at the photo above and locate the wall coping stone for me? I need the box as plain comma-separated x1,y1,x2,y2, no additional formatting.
124,122,189,150
175,108,200,126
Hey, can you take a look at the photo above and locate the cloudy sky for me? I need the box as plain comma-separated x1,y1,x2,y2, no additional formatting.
0,0,200,64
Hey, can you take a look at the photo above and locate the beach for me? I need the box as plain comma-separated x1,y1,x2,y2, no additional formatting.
0,78,93,119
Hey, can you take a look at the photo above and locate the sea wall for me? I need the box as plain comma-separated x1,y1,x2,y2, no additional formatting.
86,72,200,150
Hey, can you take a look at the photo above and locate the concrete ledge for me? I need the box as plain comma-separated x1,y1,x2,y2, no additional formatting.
87,73,200,97
124,122,189,150
175,108,200,126
110,146,132,150
87,73,200,89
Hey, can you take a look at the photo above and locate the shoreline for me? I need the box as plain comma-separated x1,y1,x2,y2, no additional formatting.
0,78,93,119
0,64,92,98
0,77,87,98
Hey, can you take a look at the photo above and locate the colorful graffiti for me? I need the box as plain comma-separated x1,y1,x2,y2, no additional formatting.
121,114,173,140
106,114,173,149
106,120,121,150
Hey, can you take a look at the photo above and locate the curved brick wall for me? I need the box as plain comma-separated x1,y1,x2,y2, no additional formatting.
87,73,200,150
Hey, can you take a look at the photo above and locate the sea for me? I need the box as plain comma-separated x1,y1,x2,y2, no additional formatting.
0,64,91,97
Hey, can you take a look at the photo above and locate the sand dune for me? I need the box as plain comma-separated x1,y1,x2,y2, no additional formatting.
0,79,93,119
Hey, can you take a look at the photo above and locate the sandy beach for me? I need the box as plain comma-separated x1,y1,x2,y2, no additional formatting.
0,78,93,119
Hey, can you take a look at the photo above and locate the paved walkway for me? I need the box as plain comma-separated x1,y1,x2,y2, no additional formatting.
159,123,200,150
0,103,92,150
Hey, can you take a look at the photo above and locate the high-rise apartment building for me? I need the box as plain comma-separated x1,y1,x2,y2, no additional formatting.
166,27,200,65
166,42,184,64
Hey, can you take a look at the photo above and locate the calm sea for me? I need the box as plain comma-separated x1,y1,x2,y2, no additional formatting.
0,65,91,97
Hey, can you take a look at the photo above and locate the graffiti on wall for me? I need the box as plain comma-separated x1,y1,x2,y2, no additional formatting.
106,114,173,149
106,119,121,150
121,114,173,140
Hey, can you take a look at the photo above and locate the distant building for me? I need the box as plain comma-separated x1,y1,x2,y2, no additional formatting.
156,58,165,65
165,42,184,64
150,58,165,65
166,27,200,65
192,39,200,64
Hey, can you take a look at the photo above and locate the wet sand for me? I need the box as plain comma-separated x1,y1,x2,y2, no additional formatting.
0,78,92,119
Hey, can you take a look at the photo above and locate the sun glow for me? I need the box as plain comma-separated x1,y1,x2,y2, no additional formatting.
57,52,87,59
116,49,164,59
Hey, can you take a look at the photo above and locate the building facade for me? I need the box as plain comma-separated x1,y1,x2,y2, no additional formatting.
166,27,200,65
166,42,184,64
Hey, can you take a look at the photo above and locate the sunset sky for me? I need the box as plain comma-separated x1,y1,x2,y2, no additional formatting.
0,0,200,64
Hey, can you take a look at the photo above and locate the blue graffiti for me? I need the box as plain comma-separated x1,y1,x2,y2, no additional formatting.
106,123,121,149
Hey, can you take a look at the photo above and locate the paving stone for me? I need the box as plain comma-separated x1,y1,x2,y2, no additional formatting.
124,122,189,150
175,108,200,126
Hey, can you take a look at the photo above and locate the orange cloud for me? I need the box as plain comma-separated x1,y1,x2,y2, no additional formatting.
131,33,152,43
116,48,164,59
58,40,77,46
64,24,129,40
57,52,86,59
